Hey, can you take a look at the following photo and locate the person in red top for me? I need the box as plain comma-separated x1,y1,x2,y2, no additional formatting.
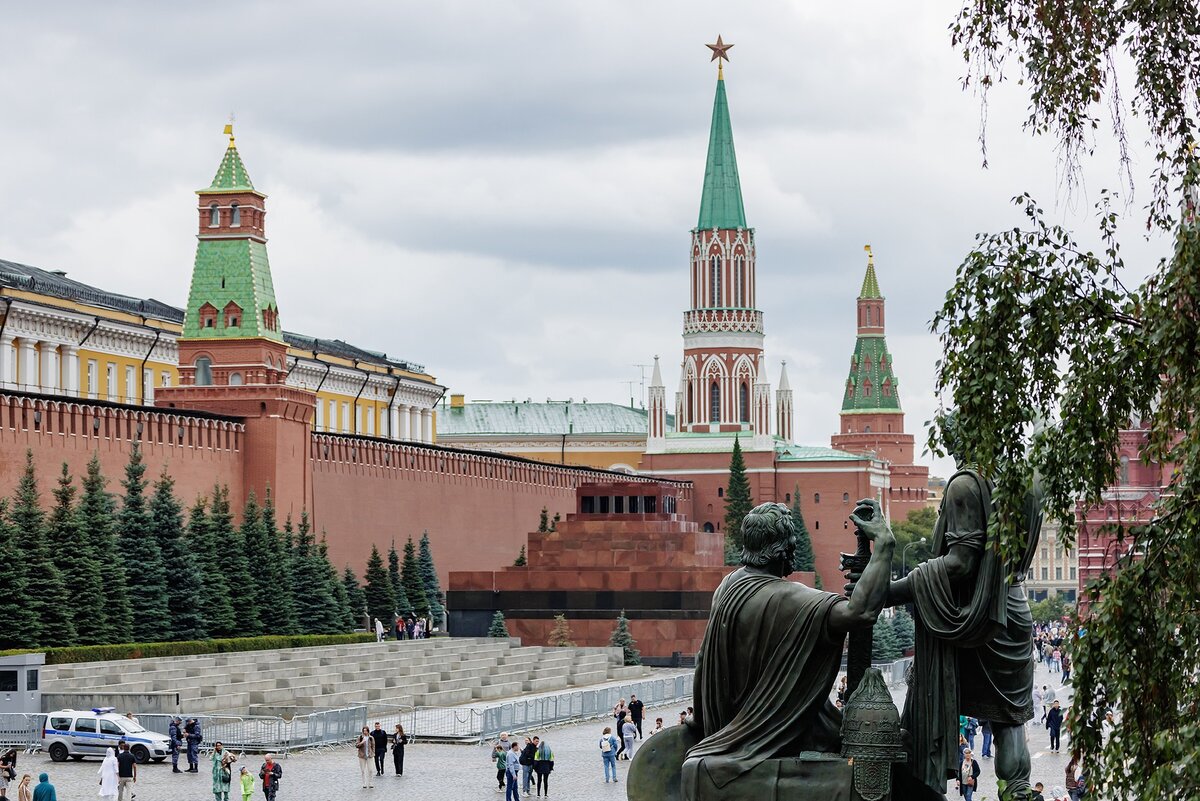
258,755,281,801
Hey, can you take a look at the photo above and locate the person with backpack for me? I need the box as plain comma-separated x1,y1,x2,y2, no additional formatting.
518,737,536,795
533,739,554,798
600,726,619,783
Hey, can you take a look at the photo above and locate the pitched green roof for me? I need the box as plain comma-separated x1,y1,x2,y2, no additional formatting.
182,239,283,343
859,259,882,299
775,443,866,462
696,74,747,230
203,143,256,193
841,336,902,412
436,402,674,437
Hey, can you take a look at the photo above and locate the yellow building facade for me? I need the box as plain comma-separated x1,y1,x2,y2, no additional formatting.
0,260,443,439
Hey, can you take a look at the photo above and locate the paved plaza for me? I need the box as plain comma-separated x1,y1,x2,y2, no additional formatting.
16,660,1074,801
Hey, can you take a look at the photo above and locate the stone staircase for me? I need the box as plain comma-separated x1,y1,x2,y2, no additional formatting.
40,638,649,715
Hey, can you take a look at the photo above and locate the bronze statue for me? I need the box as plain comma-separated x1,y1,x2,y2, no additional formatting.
886,425,1043,800
678,500,893,798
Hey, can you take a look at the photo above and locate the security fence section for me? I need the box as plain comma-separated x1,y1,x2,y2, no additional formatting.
138,707,370,754
0,714,44,751
479,672,693,742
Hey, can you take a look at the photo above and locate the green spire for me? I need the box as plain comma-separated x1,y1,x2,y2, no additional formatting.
841,337,902,412
696,72,747,230
859,247,882,299
205,140,255,193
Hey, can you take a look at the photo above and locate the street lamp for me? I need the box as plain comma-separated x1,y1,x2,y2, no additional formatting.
902,537,927,578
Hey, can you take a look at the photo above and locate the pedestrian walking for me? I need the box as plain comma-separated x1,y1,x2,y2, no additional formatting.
621,719,637,760
628,694,645,738
957,748,980,800
369,722,388,776
374,617,386,642
1032,687,1044,727
355,726,375,788
519,737,536,795
1061,653,1072,685
981,720,993,758
613,700,628,759
185,718,203,772
239,767,253,801
211,741,237,801
97,748,118,800
1043,686,1057,721
115,742,136,801
1046,700,1064,753
533,739,554,798
600,726,619,783
15,775,29,801
391,724,408,776
0,749,15,798
258,755,281,801
964,716,978,752
1065,754,1082,801
29,775,53,801
491,741,507,793
168,716,184,773
504,742,521,801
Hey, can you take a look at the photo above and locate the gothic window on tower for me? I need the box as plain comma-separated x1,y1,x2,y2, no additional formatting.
230,202,241,227
739,382,749,423
710,381,722,423
209,203,219,227
710,255,721,306
734,257,744,306
194,357,213,386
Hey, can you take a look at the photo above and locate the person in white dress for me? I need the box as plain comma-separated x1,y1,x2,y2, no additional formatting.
98,748,118,799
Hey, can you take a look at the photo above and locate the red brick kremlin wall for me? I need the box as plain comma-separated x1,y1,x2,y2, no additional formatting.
0,390,693,588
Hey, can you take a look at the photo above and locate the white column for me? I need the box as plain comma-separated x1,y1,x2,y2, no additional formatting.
61,344,79,396
389,405,400,440
18,339,38,393
421,408,433,442
39,343,58,393
396,404,410,440
0,336,14,389
408,406,421,442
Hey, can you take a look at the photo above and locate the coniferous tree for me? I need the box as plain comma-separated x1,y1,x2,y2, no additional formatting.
722,436,754,564
891,607,915,653
290,513,342,634
487,610,509,638
401,536,429,618
10,452,74,646
537,507,549,533
0,500,35,649
260,490,298,635
238,492,271,637
513,545,527,567
789,487,816,575
213,485,261,635
341,565,366,630
188,495,236,638
418,531,444,627
609,610,641,666
550,512,560,532
117,446,168,642
871,615,901,662
150,468,206,641
80,454,131,644
363,544,396,627
547,614,575,647
388,541,411,616
47,464,101,641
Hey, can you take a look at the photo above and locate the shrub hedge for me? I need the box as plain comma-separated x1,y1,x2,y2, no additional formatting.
0,633,375,665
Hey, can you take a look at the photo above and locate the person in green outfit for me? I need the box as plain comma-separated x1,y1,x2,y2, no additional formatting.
239,766,254,801
211,741,238,801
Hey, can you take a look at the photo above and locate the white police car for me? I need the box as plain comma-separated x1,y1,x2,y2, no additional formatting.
42,708,171,763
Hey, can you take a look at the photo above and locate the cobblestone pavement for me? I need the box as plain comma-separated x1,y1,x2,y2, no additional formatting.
20,662,1073,800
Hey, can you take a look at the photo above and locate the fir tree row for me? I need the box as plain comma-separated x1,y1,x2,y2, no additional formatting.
359,532,445,631
0,447,447,649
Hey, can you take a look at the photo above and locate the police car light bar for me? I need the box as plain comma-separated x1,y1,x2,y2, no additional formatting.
91,707,116,715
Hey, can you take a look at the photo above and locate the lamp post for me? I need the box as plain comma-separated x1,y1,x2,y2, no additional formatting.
902,537,927,578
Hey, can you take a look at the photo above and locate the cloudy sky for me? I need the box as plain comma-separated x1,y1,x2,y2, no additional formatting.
0,2,1168,477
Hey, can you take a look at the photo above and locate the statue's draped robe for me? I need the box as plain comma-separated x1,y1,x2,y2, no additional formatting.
686,568,846,790
904,469,1038,791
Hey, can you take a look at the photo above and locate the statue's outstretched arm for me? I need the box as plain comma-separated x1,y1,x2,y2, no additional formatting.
829,499,895,636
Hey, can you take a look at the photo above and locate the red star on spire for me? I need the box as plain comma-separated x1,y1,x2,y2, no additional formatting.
706,35,733,64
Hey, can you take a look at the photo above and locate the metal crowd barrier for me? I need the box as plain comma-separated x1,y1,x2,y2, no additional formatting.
478,673,694,742
0,714,45,752
139,706,368,755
